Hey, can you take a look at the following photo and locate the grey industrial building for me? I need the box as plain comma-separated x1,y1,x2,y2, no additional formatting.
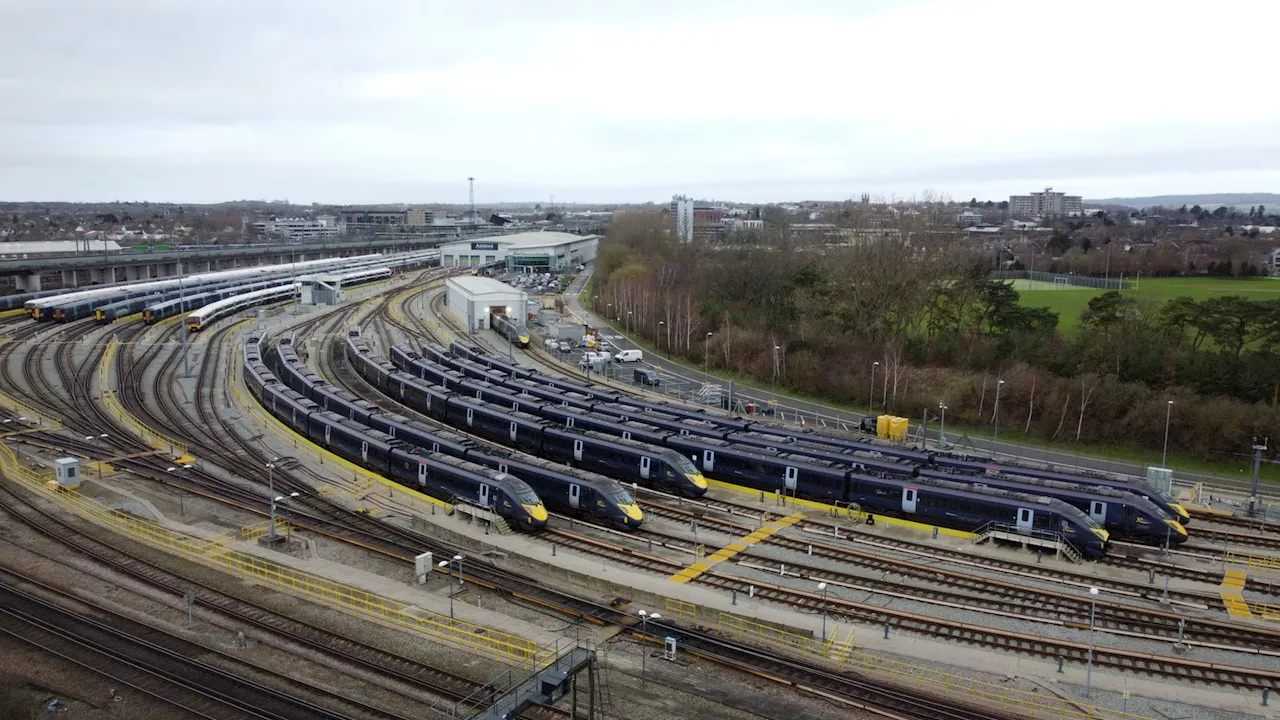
437,232,597,272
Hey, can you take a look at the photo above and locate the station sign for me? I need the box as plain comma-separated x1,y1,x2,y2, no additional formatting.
471,242,499,251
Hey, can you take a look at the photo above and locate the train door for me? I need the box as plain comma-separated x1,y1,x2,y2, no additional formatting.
1088,501,1106,525
702,449,716,472
573,439,584,462
360,441,368,465
566,483,581,509
622,431,631,440
417,461,428,487
564,417,575,429
324,425,331,446
639,456,651,480
784,466,798,491
498,461,508,473
478,484,490,508
509,421,518,442
902,487,917,513
1016,508,1034,533
466,408,474,427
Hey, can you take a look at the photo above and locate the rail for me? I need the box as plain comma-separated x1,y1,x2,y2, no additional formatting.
647,592,1155,720
0,441,544,664
98,336,192,460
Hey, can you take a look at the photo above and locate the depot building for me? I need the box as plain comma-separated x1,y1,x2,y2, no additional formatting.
444,276,530,332
438,231,598,272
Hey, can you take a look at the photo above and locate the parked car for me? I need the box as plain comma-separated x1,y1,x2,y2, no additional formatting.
633,368,660,386
613,349,643,363
579,351,609,368
556,341,572,353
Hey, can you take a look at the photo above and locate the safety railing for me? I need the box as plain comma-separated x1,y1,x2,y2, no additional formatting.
1249,600,1280,622
0,440,543,664
718,612,838,659
664,598,698,623
0,388,63,431
98,337,191,459
1193,481,1280,506
1225,550,1280,578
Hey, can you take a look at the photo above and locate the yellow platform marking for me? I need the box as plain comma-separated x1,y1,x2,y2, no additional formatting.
669,513,804,584
1220,569,1253,619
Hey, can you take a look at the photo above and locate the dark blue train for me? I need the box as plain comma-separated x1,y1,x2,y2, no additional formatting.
340,331,644,529
443,340,1190,531
384,346,708,499
242,335,548,530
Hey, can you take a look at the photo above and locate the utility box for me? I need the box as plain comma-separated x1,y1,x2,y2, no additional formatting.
54,457,81,490
414,552,433,584
1146,467,1173,495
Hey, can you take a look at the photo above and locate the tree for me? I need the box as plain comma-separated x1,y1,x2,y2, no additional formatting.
1213,206,1228,219
1178,204,1188,214
1080,291,1136,329
1080,238,1093,253
1190,205,1203,215
997,200,1009,210
968,198,979,207
1198,296,1270,358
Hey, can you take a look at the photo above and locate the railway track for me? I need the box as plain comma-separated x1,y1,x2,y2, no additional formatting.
0,468,570,720
544,528,1280,691
0,566,398,720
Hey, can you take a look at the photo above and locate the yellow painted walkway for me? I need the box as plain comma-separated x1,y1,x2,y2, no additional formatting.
1221,569,1253,619
668,513,804,584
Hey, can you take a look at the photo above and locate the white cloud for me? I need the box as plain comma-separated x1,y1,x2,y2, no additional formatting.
1,0,1278,203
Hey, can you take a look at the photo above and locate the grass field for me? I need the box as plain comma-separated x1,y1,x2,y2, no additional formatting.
1017,277,1280,333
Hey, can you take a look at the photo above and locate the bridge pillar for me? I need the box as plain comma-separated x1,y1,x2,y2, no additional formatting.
88,266,116,284
14,273,42,292
125,265,142,282
61,269,77,288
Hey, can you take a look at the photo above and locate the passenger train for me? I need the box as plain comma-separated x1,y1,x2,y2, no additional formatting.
442,340,1191,530
187,267,394,332
491,313,531,347
242,335,548,529
391,346,1139,552
314,331,645,529
384,346,708,498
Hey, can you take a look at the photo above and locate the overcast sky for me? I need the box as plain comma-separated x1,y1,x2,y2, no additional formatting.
3,0,1279,205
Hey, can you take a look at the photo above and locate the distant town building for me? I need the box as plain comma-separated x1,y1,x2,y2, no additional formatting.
1008,188,1083,218
671,195,694,243
956,210,984,226
405,208,435,226
252,216,337,240
1266,247,1280,276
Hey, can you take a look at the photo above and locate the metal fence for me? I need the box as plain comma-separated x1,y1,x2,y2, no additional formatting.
992,270,1129,290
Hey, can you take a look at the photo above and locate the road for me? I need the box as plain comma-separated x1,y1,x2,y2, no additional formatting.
560,266,1261,493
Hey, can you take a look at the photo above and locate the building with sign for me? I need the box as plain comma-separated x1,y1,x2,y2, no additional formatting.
445,276,530,331
437,231,597,272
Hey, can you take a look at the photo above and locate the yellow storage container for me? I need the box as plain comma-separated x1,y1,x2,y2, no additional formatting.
876,415,892,439
888,416,909,441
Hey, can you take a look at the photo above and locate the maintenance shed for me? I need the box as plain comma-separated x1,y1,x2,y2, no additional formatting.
438,231,597,272
445,276,529,332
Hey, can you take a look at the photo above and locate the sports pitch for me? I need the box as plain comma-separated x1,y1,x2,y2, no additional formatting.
1014,277,1280,333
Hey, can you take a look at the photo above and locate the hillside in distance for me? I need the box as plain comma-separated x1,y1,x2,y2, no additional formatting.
1087,192,1280,209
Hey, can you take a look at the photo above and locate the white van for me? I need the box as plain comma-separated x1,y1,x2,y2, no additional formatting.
613,349,643,363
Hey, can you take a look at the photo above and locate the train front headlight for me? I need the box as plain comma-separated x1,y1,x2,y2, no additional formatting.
618,502,644,522
687,473,708,490
1091,527,1110,542
1169,503,1191,522
1165,518,1187,536
523,503,548,523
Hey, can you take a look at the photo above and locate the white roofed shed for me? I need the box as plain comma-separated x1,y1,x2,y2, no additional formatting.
445,276,529,332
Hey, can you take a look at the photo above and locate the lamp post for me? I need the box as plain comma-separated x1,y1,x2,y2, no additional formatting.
436,554,464,619
593,294,598,313
993,379,1006,440
658,321,665,357
627,310,633,335
164,463,191,516
772,345,781,393
269,491,299,542
1162,400,1173,468
817,581,829,641
869,361,879,413
638,610,661,686
265,457,279,498
85,433,109,482
938,402,947,450
704,332,713,374
1086,587,1099,698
